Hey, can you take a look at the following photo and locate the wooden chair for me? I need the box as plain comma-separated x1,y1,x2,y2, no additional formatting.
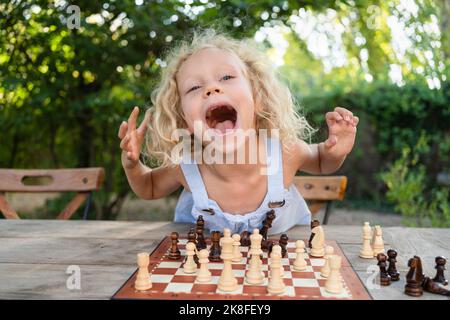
293,176,347,225
0,168,104,220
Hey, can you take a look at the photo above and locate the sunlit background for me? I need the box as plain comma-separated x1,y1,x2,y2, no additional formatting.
0,0,448,227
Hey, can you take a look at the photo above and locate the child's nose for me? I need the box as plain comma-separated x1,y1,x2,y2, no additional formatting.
204,86,222,98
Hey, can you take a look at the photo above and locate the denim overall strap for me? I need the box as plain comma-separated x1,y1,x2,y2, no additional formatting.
179,162,211,213
266,136,286,208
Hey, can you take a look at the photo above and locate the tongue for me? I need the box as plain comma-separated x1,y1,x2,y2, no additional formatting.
214,120,234,133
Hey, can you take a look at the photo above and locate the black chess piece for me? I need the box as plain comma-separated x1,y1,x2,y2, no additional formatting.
405,256,425,297
377,253,391,286
433,256,448,286
260,210,276,241
187,227,196,244
422,276,450,296
240,230,250,247
279,234,289,258
196,226,207,250
387,249,400,281
208,231,222,262
168,232,181,260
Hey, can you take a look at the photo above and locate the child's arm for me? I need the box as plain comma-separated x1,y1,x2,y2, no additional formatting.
119,107,182,200
292,107,359,175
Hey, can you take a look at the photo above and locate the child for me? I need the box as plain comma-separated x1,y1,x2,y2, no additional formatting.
118,29,358,235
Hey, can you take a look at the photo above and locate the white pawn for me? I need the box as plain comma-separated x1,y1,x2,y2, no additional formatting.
196,249,212,283
320,245,334,278
245,229,264,285
232,234,243,263
293,240,307,271
359,222,374,259
372,225,385,256
310,225,325,257
267,245,285,295
183,242,197,274
218,228,238,292
134,252,152,291
325,255,343,294
271,245,285,277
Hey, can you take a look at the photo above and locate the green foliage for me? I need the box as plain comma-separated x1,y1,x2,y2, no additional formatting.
380,133,450,227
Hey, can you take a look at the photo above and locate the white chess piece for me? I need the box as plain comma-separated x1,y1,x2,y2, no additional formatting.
293,240,307,271
196,249,212,283
372,225,385,256
325,255,343,294
134,252,152,291
271,245,285,277
183,242,197,274
218,228,238,292
267,245,285,294
232,234,243,263
245,229,265,285
310,226,325,257
320,245,334,278
359,222,374,259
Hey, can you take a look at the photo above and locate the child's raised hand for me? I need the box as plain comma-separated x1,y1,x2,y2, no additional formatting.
118,106,151,168
323,107,359,159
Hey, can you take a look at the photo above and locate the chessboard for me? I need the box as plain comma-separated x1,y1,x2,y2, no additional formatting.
112,236,372,300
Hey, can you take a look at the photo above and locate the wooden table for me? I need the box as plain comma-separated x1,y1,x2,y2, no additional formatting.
0,220,449,300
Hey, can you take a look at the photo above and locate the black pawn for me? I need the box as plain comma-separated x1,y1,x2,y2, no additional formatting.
168,232,181,260
377,253,391,286
387,249,400,281
208,231,222,262
279,234,288,258
240,230,250,247
433,256,448,286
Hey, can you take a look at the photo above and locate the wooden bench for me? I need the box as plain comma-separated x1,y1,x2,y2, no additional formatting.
0,168,105,220
293,176,347,224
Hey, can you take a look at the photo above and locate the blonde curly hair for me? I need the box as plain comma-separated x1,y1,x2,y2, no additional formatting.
143,28,315,167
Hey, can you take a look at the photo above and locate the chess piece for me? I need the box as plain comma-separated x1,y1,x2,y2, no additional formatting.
209,231,222,262
309,220,320,248
245,229,265,285
433,256,448,286
134,252,152,291
231,234,243,263
183,242,197,274
422,276,450,296
359,222,374,259
196,226,207,250
196,249,212,283
218,228,238,292
377,253,391,286
278,234,288,258
404,256,424,297
320,245,335,278
187,227,196,244
270,245,285,277
310,226,325,257
387,249,400,281
168,232,181,260
267,245,285,294
372,225,385,256
196,215,205,232
293,240,307,271
260,210,276,250
325,255,343,294
240,230,251,247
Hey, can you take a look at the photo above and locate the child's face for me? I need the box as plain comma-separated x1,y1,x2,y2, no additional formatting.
176,48,256,143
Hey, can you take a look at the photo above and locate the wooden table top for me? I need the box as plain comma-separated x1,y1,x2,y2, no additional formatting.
0,220,449,300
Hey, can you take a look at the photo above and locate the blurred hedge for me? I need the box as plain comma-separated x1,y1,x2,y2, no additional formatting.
300,80,450,207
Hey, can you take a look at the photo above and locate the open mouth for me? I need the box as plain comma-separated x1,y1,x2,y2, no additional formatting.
205,103,238,134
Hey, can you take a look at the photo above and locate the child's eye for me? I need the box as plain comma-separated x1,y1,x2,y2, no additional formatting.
221,75,234,81
187,85,201,93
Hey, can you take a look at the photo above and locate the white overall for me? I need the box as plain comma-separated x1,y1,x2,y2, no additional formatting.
173,136,311,235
